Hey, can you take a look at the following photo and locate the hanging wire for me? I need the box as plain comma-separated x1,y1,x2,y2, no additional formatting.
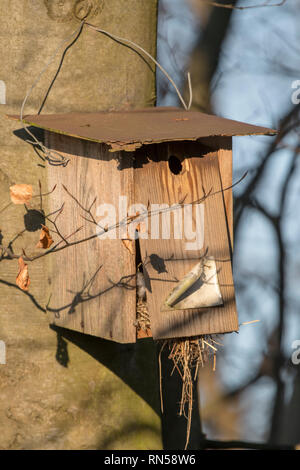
20,21,85,166
20,19,193,166
187,72,192,110
85,21,192,110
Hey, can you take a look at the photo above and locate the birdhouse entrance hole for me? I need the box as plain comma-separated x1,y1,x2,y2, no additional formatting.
168,155,182,175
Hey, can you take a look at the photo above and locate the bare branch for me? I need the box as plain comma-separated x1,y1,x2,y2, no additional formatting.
203,438,294,450
0,172,247,264
203,0,287,10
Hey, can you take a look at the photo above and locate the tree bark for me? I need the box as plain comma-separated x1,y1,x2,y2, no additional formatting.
0,0,162,450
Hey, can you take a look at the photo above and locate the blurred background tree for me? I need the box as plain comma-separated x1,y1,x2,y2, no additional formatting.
157,0,300,447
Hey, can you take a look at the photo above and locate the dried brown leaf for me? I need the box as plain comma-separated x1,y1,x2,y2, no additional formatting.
36,225,54,249
16,256,30,291
10,184,33,205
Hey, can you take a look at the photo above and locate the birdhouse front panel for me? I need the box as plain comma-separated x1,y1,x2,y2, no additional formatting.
134,140,237,340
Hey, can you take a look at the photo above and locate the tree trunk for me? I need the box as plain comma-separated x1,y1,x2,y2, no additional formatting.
185,0,237,112
0,0,162,450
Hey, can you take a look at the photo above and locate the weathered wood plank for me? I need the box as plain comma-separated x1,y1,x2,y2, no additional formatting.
217,137,233,249
45,132,136,343
134,142,238,340
195,137,233,248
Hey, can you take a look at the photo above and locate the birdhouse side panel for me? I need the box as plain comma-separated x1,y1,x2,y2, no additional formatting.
45,132,136,343
134,142,238,340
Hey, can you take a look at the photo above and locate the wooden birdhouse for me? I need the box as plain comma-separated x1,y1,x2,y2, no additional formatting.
12,107,275,343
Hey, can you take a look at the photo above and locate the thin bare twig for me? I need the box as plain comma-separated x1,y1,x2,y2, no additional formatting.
203,0,287,10
203,438,294,450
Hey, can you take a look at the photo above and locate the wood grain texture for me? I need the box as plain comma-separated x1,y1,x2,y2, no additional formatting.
217,137,233,249
46,132,136,343
134,142,238,340
196,137,233,247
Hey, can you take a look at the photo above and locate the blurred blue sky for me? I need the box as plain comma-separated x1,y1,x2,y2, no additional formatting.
157,0,300,441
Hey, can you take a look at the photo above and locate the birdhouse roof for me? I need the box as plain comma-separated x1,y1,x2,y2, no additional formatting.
9,107,276,152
